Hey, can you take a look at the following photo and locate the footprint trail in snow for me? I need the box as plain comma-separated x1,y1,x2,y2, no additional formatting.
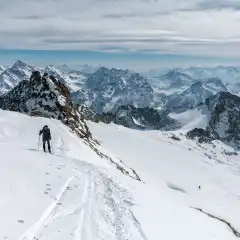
18,161,145,240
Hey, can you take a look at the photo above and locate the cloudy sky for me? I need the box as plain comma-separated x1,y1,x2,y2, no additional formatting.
1,0,240,69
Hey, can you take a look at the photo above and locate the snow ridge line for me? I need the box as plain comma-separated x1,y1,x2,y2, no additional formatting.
18,176,75,240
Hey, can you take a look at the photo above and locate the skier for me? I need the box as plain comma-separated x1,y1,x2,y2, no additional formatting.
39,125,52,153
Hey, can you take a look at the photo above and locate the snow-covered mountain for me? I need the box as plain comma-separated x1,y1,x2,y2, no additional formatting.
147,66,240,97
79,67,154,114
187,92,240,147
164,78,228,113
150,70,194,93
0,60,34,94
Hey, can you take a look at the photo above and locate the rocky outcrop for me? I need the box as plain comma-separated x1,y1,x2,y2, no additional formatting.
187,128,215,143
0,71,91,138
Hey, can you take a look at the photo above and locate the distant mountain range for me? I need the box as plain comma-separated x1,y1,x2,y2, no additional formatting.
0,60,239,147
145,66,240,84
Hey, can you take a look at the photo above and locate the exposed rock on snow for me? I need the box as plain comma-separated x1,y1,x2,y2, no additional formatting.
187,128,214,143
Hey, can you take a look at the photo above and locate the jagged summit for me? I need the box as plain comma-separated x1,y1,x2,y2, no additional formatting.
0,71,91,138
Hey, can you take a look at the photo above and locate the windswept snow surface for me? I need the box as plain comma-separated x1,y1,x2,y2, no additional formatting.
1,109,240,240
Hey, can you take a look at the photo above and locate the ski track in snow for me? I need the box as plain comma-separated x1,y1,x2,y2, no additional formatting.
16,156,144,240
18,176,76,240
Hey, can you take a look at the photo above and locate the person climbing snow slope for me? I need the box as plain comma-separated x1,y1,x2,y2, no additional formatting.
39,125,52,153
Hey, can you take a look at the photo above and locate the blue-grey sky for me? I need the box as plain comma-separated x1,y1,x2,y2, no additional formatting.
1,0,240,69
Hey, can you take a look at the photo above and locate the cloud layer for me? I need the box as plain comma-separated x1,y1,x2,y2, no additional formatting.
1,0,240,57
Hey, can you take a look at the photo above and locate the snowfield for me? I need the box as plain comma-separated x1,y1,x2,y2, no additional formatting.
0,110,240,240
88,121,240,240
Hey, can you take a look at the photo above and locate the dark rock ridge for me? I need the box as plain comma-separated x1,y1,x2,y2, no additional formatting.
0,70,91,138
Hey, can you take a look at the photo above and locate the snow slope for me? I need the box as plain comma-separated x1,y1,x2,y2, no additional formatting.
1,109,240,240
89,121,240,240
0,110,145,240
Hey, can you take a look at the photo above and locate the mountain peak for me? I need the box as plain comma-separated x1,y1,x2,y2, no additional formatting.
11,60,30,70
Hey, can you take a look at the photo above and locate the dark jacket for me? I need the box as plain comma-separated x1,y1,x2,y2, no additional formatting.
39,126,51,141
